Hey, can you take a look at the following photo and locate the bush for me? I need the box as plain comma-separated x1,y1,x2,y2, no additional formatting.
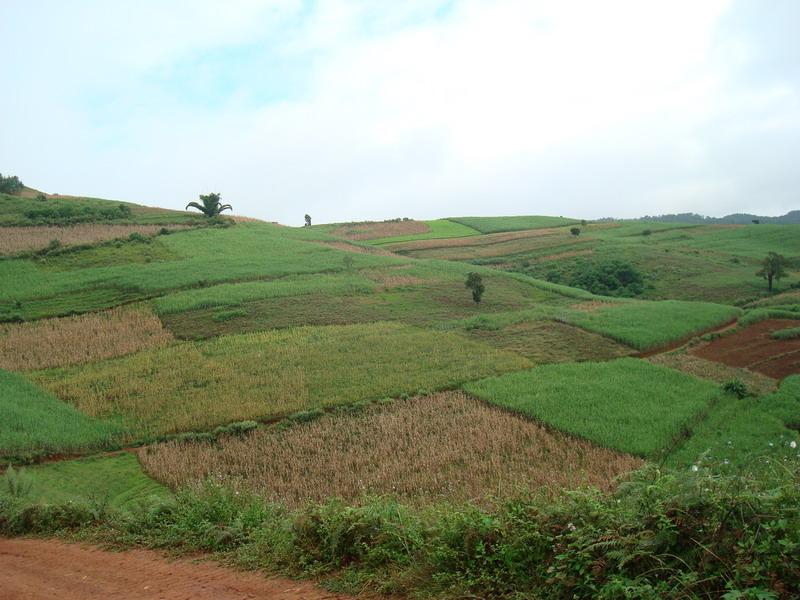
722,379,749,398
0,173,24,194
548,259,646,297
2,466,798,598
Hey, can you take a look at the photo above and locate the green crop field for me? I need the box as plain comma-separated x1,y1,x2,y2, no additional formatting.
0,368,123,459
2,184,800,600
33,322,530,439
464,358,720,457
367,219,480,244
448,215,580,233
0,223,403,321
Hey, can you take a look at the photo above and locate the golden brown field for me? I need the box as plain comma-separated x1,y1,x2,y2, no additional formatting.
331,220,430,240
0,306,173,370
0,224,188,254
138,392,642,507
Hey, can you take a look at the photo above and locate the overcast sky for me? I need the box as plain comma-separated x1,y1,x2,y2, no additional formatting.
2,1,798,225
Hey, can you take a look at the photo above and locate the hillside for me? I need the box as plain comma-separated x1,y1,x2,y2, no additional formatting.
2,197,799,598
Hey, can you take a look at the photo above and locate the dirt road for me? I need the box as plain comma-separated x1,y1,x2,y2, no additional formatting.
0,538,351,600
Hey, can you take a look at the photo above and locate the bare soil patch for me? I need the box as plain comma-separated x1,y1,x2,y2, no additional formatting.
139,392,641,508
331,220,429,240
690,319,800,379
0,538,349,600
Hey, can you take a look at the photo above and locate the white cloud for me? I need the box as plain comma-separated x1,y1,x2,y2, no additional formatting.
1,0,798,224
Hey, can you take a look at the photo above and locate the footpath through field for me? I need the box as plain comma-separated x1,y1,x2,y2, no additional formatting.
0,538,351,600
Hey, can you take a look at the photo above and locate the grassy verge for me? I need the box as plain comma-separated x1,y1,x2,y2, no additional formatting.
1,465,797,599
465,358,719,457
0,369,124,460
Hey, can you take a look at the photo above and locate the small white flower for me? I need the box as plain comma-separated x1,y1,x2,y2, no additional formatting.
691,465,699,472
791,441,797,449
769,442,774,447
566,522,577,532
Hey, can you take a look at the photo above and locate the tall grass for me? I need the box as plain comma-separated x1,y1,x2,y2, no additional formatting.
139,392,641,507
33,322,530,439
0,306,173,370
465,358,719,457
0,369,124,458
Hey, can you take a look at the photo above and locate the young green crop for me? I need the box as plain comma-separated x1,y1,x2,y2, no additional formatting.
0,369,124,458
465,358,719,457
1,453,168,510
448,215,579,234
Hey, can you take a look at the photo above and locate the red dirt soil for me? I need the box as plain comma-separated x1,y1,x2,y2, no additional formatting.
690,319,800,379
0,538,352,600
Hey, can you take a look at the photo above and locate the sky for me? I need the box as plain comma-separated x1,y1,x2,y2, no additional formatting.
1,1,799,225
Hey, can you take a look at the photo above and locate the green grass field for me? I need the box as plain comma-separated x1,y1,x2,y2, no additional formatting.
0,368,123,458
448,215,580,234
33,322,530,439
464,358,720,457
1,453,168,509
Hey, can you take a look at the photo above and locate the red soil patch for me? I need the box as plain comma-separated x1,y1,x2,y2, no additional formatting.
690,319,800,379
0,538,351,600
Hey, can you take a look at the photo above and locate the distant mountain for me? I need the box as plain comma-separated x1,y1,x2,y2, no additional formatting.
631,210,800,224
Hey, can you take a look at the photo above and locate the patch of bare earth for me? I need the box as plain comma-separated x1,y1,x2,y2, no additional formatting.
690,319,800,379
0,224,189,255
139,392,642,508
0,306,173,370
331,220,429,241
0,538,350,600
647,353,777,395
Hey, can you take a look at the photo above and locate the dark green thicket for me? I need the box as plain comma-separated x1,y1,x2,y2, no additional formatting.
2,465,797,599
545,259,646,297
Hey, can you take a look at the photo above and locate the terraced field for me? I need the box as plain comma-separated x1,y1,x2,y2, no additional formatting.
2,199,799,600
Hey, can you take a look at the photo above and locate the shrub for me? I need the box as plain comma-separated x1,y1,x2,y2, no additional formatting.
0,173,24,194
722,379,749,398
465,272,485,304
567,259,645,297
570,226,581,236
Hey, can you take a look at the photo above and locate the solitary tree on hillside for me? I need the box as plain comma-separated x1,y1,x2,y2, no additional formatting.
186,193,232,217
570,227,581,237
304,214,312,227
756,252,788,292
465,272,485,304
